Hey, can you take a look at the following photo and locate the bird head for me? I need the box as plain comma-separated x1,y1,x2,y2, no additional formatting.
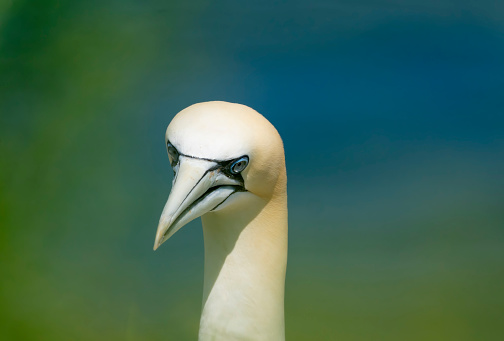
154,101,285,250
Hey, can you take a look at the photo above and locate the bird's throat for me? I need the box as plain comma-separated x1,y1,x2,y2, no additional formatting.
199,192,288,341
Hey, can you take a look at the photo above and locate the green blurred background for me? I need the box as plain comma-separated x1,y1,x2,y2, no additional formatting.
1,1,503,340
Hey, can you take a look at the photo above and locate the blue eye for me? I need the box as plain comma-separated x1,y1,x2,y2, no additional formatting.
230,156,249,174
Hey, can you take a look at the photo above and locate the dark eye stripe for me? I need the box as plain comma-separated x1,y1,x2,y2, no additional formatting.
166,140,249,179
166,143,180,167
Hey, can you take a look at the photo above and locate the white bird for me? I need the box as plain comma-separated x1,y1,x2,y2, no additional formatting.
154,101,288,341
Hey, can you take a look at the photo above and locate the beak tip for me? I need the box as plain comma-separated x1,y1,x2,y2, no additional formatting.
153,234,163,251
154,235,165,251
153,216,173,252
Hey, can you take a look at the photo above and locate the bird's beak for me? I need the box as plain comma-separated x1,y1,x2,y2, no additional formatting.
154,156,242,250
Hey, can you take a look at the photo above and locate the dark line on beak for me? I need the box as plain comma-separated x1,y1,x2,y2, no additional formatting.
178,163,220,212
179,152,220,163
172,165,179,184
210,190,240,211
163,185,242,238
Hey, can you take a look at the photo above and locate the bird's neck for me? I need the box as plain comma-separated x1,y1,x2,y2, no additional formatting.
199,189,288,341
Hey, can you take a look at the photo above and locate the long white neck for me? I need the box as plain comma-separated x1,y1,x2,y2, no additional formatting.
199,184,288,341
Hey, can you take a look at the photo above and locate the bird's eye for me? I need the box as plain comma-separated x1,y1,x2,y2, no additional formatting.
167,143,179,167
230,156,249,174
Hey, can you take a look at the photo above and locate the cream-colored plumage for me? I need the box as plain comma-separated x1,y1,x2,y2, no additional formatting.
154,101,287,341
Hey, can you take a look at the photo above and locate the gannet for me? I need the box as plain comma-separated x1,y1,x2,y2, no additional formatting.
154,101,288,341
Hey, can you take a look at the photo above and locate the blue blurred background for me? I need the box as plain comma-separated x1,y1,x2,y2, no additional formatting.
1,1,503,340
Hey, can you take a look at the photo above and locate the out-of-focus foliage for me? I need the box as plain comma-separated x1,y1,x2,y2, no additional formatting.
1,1,503,340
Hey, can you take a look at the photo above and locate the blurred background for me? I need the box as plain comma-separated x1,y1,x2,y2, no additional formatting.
1,1,503,340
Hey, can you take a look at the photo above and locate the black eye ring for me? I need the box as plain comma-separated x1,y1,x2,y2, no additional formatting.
167,143,179,167
230,156,249,174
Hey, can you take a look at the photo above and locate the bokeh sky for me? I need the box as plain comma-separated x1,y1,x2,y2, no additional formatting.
1,1,503,340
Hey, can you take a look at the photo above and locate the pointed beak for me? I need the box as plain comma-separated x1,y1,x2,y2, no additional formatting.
154,156,242,250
